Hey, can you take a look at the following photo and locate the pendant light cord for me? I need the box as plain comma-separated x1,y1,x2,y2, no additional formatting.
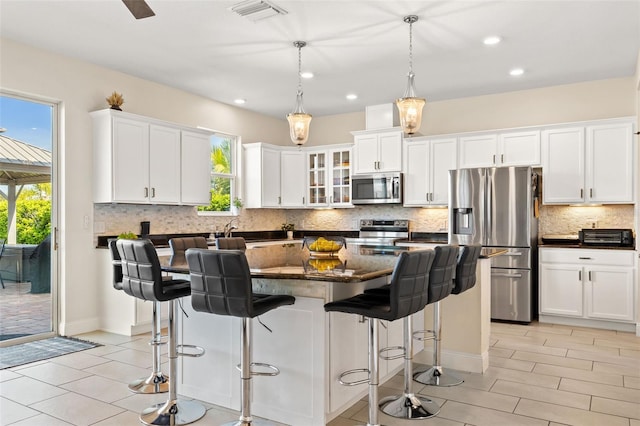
408,19,413,75
297,45,303,93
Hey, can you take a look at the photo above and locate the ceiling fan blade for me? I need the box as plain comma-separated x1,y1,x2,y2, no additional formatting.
122,0,155,19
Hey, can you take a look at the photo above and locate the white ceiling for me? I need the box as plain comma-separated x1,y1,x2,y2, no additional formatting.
1,1,639,119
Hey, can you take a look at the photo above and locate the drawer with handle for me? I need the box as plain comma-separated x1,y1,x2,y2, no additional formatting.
539,247,634,266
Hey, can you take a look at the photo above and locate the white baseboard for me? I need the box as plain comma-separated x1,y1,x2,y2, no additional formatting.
60,316,100,337
539,315,636,333
414,348,488,374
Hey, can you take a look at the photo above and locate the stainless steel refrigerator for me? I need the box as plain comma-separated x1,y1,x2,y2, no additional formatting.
449,166,538,322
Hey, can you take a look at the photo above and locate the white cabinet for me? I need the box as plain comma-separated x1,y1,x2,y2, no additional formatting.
91,109,212,205
281,150,306,207
243,143,305,208
404,137,457,206
180,131,212,205
307,147,352,207
458,130,540,169
542,120,634,204
539,248,635,325
352,129,402,174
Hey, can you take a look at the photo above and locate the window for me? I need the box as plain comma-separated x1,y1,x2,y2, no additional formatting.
197,133,240,215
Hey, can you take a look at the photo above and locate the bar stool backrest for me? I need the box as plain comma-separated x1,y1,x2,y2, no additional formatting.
427,245,458,304
216,237,247,251
117,239,164,301
108,239,123,290
169,236,208,264
452,245,482,295
389,249,435,319
186,248,254,318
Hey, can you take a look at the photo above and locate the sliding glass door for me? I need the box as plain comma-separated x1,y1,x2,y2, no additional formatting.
0,93,57,345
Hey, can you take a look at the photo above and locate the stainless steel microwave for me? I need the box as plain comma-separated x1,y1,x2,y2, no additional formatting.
351,172,403,205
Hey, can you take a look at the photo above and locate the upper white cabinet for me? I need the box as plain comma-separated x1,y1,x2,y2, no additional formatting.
352,129,402,174
403,137,457,206
307,147,352,207
244,143,305,208
91,109,211,205
542,120,634,204
458,130,540,168
181,131,213,205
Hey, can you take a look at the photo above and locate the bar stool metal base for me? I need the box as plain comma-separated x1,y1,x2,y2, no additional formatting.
413,365,463,387
379,392,440,419
222,418,279,426
140,398,206,426
128,372,169,394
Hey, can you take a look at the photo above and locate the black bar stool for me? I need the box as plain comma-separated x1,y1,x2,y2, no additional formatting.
414,245,479,387
215,236,247,251
324,249,438,426
117,239,206,426
185,248,295,426
109,239,169,394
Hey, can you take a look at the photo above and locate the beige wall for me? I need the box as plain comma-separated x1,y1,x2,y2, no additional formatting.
308,77,636,146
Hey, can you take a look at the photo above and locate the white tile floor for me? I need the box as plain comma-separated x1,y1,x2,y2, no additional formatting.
0,321,638,425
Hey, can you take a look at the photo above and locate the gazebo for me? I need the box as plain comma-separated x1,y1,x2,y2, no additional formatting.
0,134,52,244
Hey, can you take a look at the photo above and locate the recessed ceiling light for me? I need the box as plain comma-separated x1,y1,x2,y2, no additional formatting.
483,36,501,45
300,71,314,79
509,68,524,76
346,93,358,100
234,98,246,104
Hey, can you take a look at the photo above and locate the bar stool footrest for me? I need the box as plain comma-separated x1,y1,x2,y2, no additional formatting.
379,345,405,360
149,335,168,347
412,328,436,342
177,344,205,358
235,362,280,376
338,368,370,386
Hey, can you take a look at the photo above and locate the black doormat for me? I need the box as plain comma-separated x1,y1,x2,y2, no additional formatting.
0,336,102,369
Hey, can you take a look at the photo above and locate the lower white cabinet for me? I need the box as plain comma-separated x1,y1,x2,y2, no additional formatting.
539,248,635,325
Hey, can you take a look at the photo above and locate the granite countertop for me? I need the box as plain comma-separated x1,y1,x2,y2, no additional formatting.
159,242,402,283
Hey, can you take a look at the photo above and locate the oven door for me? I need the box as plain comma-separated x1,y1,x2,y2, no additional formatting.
351,173,402,204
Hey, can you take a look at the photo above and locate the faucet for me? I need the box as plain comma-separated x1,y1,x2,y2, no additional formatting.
223,218,238,238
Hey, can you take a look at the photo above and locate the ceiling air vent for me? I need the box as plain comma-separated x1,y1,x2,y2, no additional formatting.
230,0,288,22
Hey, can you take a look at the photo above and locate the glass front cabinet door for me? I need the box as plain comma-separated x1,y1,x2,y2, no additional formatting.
307,147,351,207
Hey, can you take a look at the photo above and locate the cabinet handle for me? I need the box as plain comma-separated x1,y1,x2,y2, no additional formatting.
144,187,149,198
501,154,504,163
303,197,305,204
330,196,333,204
493,154,496,164
590,188,593,198
430,193,434,202
151,188,156,198
278,196,281,205
578,270,582,281
588,271,592,281
578,257,592,260
580,188,583,198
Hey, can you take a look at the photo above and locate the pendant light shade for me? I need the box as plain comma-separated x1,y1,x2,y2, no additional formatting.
287,41,312,146
396,15,425,135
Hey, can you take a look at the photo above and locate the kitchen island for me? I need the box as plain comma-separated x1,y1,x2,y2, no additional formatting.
158,242,492,426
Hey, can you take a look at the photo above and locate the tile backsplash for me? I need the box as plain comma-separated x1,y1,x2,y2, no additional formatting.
93,203,634,244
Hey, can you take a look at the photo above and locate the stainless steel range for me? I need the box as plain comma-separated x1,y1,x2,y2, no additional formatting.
346,219,410,255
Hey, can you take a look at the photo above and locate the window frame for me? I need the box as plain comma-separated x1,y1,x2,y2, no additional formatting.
196,131,242,217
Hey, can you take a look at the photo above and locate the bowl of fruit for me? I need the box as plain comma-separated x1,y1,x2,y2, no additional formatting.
302,236,346,257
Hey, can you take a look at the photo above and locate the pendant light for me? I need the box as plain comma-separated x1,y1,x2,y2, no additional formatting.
396,15,425,135
287,41,312,146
